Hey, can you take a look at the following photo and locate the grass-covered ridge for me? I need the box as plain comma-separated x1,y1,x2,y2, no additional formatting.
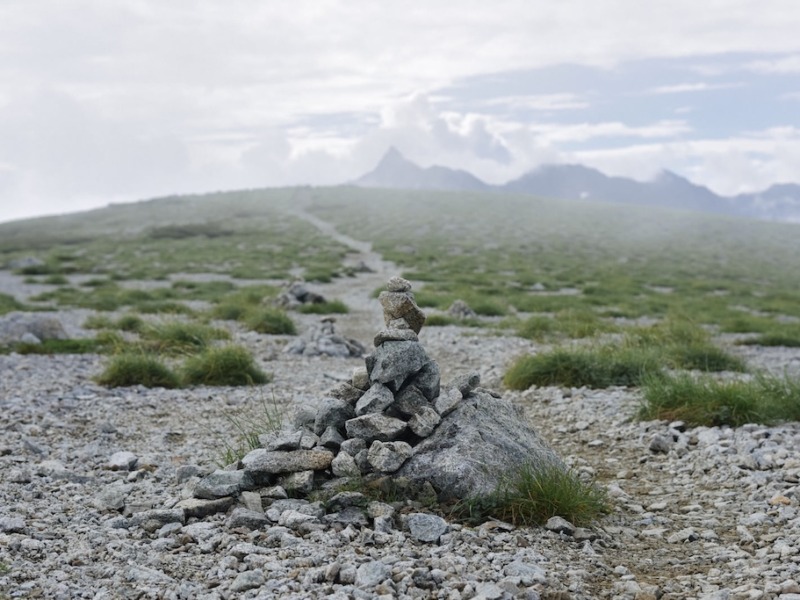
0,189,350,284
303,187,800,332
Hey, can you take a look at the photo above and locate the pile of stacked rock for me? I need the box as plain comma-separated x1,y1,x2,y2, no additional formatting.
446,299,477,319
273,278,326,309
283,317,366,358
0,313,68,346
181,277,563,522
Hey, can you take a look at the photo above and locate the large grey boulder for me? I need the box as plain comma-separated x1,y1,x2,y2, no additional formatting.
397,391,564,500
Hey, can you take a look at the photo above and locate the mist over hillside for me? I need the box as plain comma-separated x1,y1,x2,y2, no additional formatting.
353,148,800,223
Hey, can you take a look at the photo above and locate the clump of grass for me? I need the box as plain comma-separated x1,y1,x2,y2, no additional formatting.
211,300,251,321
517,315,555,341
554,308,615,338
12,338,103,355
116,313,146,332
517,309,616,341
135,300,195,315
470,299,506,317
217,393,284,466
139,321,230,354
80,277,113,288
244,308,296,335
95,354,182,389
454,463,609,527
297,299,350,314
639,372,800,426
624,318,746,373
667,345,747,372
0,293,25,316
738,323,800,348
83,314,115,330
44,274,69,285
744,334,800,348
425,314,485,328
182,345,270,387
504,346,659,390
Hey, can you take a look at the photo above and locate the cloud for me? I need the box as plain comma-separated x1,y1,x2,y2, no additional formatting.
483,94,590,112
571,127,800,194
746,54,800,73
2,1,800,221
646,82,743,94
529,120,692,144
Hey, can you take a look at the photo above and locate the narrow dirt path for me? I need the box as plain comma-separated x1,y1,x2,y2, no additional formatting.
286,205,401,347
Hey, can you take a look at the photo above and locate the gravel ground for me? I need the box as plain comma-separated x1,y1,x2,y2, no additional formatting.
2,217,800,599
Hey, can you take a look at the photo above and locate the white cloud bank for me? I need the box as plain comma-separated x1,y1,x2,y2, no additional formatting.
1,0,800,221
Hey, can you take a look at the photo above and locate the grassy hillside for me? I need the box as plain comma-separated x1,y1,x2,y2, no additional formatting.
304,187,800,330
2,185,799,337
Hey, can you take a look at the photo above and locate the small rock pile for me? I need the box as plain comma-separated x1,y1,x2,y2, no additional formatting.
447,299,477,319
273,278,326,309
177,277,562,531
0,312,68,346
283,317,366,358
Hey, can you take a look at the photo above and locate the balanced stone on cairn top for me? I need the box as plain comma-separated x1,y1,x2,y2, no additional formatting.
377,276,426,337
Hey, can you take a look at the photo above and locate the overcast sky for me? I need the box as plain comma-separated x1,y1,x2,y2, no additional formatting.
1,1,799,223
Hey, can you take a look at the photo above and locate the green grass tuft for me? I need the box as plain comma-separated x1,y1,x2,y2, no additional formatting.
216,393,284,466
623,318,746,372
454,462,609,527
639,372,800,427
244,308,297,335
0,293,25,316
182,345,270,387
11,338,104,355
297,299,350,314
95,354,182,388
83,314,115,330
504,346,658,390
139,321,230,354
116,314,146,332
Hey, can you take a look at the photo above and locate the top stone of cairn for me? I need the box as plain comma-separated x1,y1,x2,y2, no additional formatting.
386,276,412,293
378,277,426,335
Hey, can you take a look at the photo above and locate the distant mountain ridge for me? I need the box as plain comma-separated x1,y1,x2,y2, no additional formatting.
353,148,800,223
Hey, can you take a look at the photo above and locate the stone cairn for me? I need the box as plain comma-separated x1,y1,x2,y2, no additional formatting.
273,278,326,309
446,299,477,319
172,276,562,535
283,317,366,358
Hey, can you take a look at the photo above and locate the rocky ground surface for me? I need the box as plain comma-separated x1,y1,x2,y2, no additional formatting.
2,216,800,599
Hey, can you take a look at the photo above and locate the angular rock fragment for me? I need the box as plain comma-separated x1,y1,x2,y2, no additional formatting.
408,406,441,438
367,440,412,473
434,388,462,417
449,371,481,398
405,513,449,543
176,497,236,519
345,414,407,443
379,290,426,333
408,359,440,401
313,398,354,436
355,382,395,416
374,327,418,347
242,449,334,479
194,470,254,500
227,507,270,530
367,340,429,391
